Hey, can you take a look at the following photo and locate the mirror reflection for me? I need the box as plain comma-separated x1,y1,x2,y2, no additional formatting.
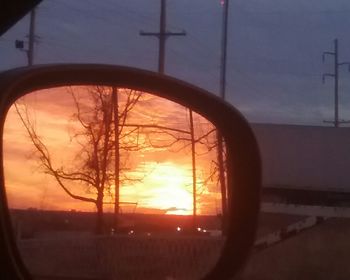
4,86,228,280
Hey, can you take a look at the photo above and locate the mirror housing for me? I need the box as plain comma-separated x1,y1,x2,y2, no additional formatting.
0,64,261,279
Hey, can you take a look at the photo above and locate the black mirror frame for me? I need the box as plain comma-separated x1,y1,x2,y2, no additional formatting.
0,64,261,280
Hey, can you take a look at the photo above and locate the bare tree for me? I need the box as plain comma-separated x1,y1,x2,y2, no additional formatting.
15,86,142,234
15,86,225,234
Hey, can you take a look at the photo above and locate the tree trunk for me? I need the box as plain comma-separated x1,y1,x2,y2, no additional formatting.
112,88,120,231
95,196,104,235
217,131,227,235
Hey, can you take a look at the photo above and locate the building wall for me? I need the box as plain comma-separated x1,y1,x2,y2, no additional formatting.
251,123,350,191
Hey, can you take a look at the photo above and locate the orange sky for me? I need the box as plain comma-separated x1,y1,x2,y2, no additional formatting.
3,86,223,216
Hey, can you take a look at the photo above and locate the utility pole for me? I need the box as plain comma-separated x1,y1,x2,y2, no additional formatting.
139,0,199,231
220,0,229,100
140,0,186,74
112,88,120,231
15,9,37,66
27,9,36,66
322,39,350,127
189,110,197,231
217,0,229,234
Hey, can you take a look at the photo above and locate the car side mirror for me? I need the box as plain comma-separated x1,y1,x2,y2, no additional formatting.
0,65,261,280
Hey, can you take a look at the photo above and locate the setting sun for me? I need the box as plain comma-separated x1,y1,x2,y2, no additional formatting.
133,162,194,215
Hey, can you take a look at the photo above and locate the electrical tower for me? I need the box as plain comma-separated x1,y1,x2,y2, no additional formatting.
322,39,350,127
15,9,38,66
139,0,186,74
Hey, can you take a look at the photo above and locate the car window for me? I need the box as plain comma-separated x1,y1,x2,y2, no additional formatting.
2,1,350,279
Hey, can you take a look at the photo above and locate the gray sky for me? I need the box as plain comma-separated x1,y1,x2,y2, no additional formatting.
1,0,350,125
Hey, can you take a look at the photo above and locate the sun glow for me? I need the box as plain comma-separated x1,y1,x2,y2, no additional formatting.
131,162,194,215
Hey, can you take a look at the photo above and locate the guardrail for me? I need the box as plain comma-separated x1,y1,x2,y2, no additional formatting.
254,216,327,251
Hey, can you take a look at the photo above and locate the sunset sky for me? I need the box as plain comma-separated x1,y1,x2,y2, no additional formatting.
2,0,350,126
3,86,223,216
